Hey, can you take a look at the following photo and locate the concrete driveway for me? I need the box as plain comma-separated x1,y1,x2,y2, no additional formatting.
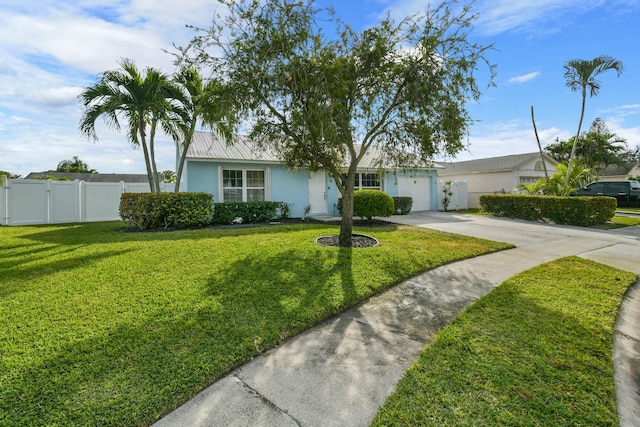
154,212,640,427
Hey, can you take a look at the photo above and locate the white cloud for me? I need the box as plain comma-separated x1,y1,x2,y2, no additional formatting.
508,71,540,84
31,86,84,107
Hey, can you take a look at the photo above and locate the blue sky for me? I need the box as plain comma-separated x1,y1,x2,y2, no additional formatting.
1,0,639,177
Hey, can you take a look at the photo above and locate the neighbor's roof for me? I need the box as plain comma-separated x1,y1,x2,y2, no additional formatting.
438,152,557,175
24,172,155,183
601,161,639,176
186,131,443,170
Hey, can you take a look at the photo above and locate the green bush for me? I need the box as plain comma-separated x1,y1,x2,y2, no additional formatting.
392,197,413,215
212,201,288,224
479,194,616,226
120,192,214,230
353,190,395,220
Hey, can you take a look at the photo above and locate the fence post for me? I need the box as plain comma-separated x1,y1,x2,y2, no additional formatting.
1,175,7,225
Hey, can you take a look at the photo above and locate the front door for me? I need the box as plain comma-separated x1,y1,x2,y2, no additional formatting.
308,171,327,214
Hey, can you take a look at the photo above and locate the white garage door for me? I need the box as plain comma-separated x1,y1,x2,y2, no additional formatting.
397,175,431,211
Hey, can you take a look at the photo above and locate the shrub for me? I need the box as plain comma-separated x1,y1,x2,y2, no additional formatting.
479,194,616,226
212,201,288,224
392,197,413,215
120,192,214,230
353,190,395,220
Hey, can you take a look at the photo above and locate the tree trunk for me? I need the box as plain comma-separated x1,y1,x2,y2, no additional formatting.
563,87,587,195
138,120,155,193
149,118,161,193
531,106,550,192
174,124,196,193
338,168,356,247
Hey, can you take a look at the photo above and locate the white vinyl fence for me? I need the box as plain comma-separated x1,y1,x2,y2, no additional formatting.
1,176,174,226
437,180,468,211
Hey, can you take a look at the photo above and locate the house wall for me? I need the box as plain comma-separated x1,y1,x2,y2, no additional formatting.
187,160,440,216
185,160,310,218
439,157,555,209
438,171,511,208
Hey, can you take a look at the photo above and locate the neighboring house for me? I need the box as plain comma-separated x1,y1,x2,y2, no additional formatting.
437,152,558,208
180,131,442,218
24,172,158,183
600,161,640,181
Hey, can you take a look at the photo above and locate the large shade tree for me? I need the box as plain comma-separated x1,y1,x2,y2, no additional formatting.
562,55,623,194
180,0,494,246
78,59,184,192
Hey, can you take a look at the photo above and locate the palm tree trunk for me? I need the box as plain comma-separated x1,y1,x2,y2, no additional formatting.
531,106,550,192
174,123,197,193
139,120,156,193
149,118,161,193
563,87,587,195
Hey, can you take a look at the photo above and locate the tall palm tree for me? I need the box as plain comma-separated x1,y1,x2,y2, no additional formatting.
172,66,235,192
562,55,623,194
78,59,183,192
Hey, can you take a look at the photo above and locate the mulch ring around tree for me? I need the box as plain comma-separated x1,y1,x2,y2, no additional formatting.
315,233,379,248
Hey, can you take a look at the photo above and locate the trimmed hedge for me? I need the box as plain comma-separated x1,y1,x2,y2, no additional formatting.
353,190,395,220
120,192,214,230
212,201,289,224
392,197,413,215
479,194,616,226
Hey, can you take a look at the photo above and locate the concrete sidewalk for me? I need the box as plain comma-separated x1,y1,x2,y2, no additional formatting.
154,212,640,427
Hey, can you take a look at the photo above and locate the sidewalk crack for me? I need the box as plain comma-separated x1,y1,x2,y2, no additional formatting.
232,374,303,426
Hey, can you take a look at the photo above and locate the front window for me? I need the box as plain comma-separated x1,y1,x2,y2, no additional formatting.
343,172,383,190
223,169,265,202
360,173,381,189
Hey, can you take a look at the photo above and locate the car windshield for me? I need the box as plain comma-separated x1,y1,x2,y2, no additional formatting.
630,181,640,190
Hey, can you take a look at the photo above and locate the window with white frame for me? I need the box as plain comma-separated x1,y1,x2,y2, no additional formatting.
359,172,381,189
344,172,382,190
222,169,265,202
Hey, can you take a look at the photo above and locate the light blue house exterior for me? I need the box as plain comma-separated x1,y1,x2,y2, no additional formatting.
181,131,441,218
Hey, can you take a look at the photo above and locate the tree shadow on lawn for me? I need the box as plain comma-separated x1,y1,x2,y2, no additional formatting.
16,221,353,245
0,247,135,298
2,265,620,427
206,245,357,341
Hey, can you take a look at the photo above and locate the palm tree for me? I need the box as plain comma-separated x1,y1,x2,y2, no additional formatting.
562,55,623,195
172,66,235,192
78,58,183,192
56,156,95,173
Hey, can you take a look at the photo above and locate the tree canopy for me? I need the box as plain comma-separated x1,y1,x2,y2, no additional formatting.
179,0,495,246
78,58,184,193
56,156,97,173
544,118,633,177
561,55,623,193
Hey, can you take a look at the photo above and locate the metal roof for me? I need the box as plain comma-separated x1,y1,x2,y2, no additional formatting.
186,131,442,170
438,152,557,175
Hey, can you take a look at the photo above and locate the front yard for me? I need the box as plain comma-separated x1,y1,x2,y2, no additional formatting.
0,221,510,426
373,256,636,426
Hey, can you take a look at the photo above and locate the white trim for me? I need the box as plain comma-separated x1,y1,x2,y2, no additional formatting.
221,167,268,202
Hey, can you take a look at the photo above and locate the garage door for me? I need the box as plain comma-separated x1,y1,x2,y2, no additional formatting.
397,175,431,211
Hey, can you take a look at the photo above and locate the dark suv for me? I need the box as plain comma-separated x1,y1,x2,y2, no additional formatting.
572,180,640,207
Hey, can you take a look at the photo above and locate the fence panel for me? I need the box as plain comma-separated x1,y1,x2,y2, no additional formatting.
50,180,80,223
438,180,468,211
2,178,186,225
81,182,125,222
4,179,49,225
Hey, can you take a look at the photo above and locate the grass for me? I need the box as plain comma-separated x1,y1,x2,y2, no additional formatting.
372,256,637,427
0,221,511,426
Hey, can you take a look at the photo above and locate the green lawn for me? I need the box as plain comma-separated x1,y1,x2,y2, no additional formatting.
372,256,637,426
0,221,511,426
